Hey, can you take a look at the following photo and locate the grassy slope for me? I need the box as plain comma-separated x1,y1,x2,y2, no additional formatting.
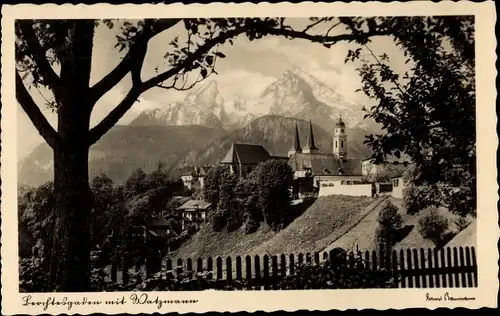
172,196,476,261
173,195,377,260
253,196,383,256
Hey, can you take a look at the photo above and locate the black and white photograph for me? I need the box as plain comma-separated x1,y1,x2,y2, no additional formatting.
1,1,498,314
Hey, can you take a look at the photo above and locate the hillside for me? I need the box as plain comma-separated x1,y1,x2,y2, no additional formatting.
172,195,476,261
186,115,373,166
18,124,225,186
172,195,382,259
325,197,477,253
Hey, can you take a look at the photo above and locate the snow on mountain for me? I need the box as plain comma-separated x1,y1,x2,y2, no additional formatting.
130,80,230,129
130,67,375,132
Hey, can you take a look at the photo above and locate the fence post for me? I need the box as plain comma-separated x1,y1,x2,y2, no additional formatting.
471,247,477,287
372,250,378,271
289,253,295,275
236,256,242,281
216,257,223,280
263,255,270,290
391,250,398,288
197,257,203,274
271,255,279,290
365,251,370,270
122,257,130,286
400,249,406,288
254,255,261,289
465,247,473,287
280,254,287,282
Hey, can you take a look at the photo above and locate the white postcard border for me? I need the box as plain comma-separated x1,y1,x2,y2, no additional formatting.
1,1,498,314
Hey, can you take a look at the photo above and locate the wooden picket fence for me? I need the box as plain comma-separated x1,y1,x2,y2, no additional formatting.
114,246,477,289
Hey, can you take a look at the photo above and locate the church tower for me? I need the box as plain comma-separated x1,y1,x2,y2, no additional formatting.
288,122,302,157
303,119,319,154
333,117,347,160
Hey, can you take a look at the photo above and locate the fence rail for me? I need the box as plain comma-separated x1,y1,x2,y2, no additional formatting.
113,246,477,289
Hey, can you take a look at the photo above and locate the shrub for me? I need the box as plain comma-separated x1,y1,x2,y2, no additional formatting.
375,201,403,252
403,184,441,215
418,208,450,247
211,209,229,232
454,216,470,232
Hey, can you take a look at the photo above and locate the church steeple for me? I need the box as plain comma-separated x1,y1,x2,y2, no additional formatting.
288,122,302,157
303,119,319,154
333,116,347,160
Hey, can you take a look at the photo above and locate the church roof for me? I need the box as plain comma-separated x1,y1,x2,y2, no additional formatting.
220,143,271,165
303,119,319,151
290,122,302,152
288,153,362,176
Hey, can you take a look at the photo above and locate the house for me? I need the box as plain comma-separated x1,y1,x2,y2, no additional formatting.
179,165,213,191
287,118,363,197
177,200,212,230
146,216,178,238
391,172,407,199
361,155,411,182
220,143,286,180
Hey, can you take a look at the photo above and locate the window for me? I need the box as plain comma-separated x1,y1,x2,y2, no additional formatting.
393,179,399,187
341,129,344,133
341,141,344,148
335,140,338,148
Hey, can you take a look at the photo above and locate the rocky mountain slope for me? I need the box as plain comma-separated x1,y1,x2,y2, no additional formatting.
18,125,224,186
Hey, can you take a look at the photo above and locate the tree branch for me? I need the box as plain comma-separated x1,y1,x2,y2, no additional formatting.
16,71,61,149
141,25,247,90
89,19,393,145
90,19,181,102
87,87,142,145
19,21,61,89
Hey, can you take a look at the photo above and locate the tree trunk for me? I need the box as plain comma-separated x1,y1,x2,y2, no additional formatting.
49,142,93,291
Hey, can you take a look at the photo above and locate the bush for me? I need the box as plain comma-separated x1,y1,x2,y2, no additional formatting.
403,184,441,215
418,208,450,247
375,201,403,251
211,209,229,232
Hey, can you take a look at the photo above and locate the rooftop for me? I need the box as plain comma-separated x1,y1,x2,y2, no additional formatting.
288,153,362,176
220,143,271,165
178,200,212,211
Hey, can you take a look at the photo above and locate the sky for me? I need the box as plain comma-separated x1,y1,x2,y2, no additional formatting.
17,18,407,161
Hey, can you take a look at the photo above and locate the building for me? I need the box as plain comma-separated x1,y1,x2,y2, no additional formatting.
391,171,408,199
361,155,411,182
287,118,363,196
179,165,212,191
146,216,178,238
178,200,212,230
220,143,287,180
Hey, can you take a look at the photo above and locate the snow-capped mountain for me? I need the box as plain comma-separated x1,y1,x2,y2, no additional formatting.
130,67,375,132
130,80,230,129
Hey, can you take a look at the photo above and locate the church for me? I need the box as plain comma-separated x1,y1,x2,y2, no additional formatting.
287,118,363,197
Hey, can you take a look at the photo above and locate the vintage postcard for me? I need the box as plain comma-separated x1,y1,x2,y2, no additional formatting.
1,1,498,315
